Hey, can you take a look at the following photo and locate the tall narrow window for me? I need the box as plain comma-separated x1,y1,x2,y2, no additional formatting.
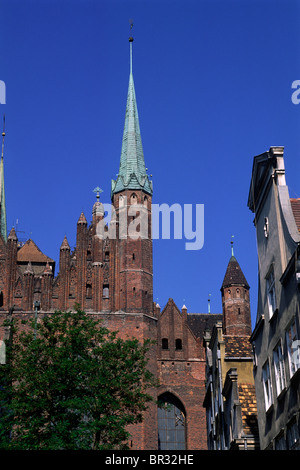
175,339,182,350
86,283,92,299
262,360,273,411
266,267,276,318
273,341,286,396
286,320,300,377
158,393,186,450
103,284,109,299
162,338,168,350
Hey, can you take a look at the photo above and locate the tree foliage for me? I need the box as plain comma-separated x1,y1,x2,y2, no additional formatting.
0,307,157,450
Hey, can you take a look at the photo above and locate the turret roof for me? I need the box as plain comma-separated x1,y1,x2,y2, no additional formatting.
222,255,249,289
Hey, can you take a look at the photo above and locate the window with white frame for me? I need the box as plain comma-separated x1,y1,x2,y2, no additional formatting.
273,341,286,396
262,360,273,411
286,320,300,378
266,267,276,318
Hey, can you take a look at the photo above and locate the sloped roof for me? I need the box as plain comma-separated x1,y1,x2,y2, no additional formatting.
224,335,252,358
187,313,223,339
17,239,54,264
290,198,300,232
238,383,259,437
222,256,249,289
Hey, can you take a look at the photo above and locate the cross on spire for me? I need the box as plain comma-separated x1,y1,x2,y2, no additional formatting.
93,186,103,200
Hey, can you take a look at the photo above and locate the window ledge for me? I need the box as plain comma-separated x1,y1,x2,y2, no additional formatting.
266,403,274,416
290,366,300,383
276,387,287,401
269,308,279,323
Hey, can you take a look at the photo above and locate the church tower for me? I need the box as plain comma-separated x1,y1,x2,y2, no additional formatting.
221,241,251,336
110,35,153,314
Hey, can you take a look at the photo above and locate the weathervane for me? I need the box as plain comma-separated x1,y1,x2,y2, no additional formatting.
129,18,134,36
93,186,103,200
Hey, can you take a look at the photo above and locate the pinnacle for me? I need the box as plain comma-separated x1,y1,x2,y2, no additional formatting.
7,226,17,241
43,262,53,275
77,212,87,225
24,261,34,275
60,234,70,250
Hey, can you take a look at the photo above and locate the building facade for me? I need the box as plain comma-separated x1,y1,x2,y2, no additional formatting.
0,38,256,450
248,147,300,450
203,253,259,450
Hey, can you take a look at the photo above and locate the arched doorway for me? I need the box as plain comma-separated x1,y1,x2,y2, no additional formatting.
157,392,186,450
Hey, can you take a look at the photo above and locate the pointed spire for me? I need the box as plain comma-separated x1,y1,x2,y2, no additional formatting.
42,262,53,275
24,261,34,275
222,243,249,289
0,115,7,242
111,34,153,198
60,235,70,250
77,212,87,225
7,226,17,241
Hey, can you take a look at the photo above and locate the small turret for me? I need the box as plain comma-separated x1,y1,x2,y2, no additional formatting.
221,239,251,336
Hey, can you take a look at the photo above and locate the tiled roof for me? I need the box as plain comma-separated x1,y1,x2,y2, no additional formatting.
224,335,252,358
238,383,259,437
222,256,249,289
187,313,222,339
17,239,54,264
290,198,300,232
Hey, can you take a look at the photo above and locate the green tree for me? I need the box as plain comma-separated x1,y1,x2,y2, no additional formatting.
0,307,157,450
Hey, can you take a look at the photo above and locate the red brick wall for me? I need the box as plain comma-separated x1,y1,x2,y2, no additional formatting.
157,299,208,450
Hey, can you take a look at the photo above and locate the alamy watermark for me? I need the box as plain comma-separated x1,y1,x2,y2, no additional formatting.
95,198,204,251
291,80,300,104
0,80,6,104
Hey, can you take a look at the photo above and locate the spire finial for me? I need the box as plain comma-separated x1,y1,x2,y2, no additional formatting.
231,234,234,257
1,114,5,160
93,186,103,201
208,293,211,313
129,19,134,74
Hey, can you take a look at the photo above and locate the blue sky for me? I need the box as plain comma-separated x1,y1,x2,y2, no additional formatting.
1,0,300,327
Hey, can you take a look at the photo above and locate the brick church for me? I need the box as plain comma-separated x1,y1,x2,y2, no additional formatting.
0,37,253,450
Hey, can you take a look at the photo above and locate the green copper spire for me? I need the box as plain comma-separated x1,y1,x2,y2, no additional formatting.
0,115,7,242
111,36,153,198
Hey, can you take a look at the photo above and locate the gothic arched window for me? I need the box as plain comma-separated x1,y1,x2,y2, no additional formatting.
158,393,186,450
